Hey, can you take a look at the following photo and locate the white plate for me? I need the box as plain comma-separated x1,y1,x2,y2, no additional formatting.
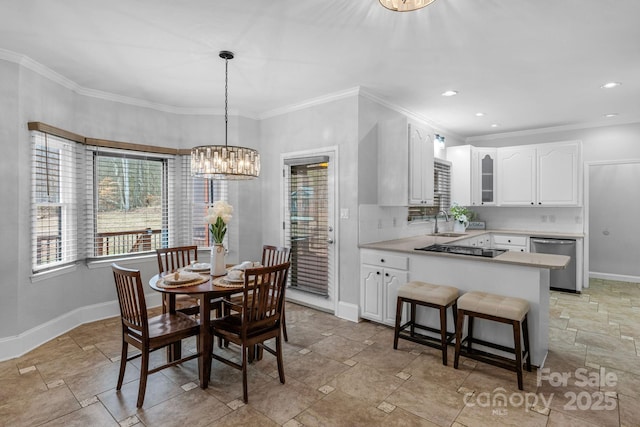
223,277,244,283
163,271,202,284
186,263,210,272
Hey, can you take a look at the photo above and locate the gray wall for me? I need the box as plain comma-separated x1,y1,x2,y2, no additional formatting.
1,59,260,341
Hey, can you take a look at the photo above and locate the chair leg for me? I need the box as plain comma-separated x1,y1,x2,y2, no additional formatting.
467,315,474,353
117,340,128,390
454,309,464,369
409,301,416,336
393,297,404,350
439,305,448,365
282,305,288,342
241,344,249,403
276,335,285,384
522,315,532,372
513,320,523,391
137,347,149,407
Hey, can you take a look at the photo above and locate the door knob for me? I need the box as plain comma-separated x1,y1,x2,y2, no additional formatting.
327,238,334,244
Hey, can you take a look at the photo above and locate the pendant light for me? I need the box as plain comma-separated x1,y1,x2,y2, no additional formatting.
191,51,260,180
379,0,436,12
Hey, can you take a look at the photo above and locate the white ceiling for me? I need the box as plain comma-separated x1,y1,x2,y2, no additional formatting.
1,0,639,138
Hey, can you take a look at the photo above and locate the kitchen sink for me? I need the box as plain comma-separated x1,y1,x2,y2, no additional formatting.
426,232,467,237
415,244,507,258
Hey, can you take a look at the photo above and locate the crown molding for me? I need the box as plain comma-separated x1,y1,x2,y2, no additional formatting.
258,87,361,120
466,116,640,143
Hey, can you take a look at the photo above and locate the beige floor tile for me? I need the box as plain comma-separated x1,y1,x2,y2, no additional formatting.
245,376,322,425
385,376,465,426
285,351,350,389
137,388,231,426
39,402,119,426
576,330,637,354
308,334,367,362
208,404,280,426
329,362,405,405
0,385,81,426
65,360,140,403
294,389,389,427
586,346,640,374
547,409,602,427
455,396,548,427
618,393,640,427
351,339,420,375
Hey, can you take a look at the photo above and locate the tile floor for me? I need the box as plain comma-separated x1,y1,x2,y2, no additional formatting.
1,279,640,426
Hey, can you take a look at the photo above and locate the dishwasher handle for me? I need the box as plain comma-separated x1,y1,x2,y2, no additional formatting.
531,238,575,245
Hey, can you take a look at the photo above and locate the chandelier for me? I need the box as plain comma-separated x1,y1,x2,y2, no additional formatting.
191,51,260,180
379,0,436,12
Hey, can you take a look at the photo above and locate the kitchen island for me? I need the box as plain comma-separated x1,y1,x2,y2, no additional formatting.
360,234,570,367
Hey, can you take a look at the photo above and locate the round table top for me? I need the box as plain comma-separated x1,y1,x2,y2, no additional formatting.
149,272,245,296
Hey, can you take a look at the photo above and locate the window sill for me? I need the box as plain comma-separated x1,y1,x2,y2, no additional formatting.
87,253,156,269
31,263,78,283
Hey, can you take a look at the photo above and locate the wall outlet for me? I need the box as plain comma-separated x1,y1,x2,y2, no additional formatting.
541,215,548,223
340,208,349,219
549,215,556,223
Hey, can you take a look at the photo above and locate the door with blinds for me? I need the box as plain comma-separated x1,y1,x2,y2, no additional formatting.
283,155,335,303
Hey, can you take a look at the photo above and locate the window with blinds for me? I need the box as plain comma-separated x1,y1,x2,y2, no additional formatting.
407,159,451,221
90,149,173,257
31,132,82,272
191,176,228,248
284,158,330,296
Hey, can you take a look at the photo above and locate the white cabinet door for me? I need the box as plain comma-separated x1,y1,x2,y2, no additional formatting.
378,117,410,206
361,265,383,322
537,142,580,205
408,124,435,205
447,145,473,206
497,146,536,205
383,269,409,325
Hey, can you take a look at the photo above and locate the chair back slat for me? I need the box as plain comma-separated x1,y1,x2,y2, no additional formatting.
261,245,291,267
112,264,148,333
156,246,198,274
242,262,290,335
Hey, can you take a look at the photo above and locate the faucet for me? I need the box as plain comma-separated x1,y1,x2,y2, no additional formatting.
434,210,449,234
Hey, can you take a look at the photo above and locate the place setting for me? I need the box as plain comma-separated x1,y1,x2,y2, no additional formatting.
157,269,209,289
213,261,261,287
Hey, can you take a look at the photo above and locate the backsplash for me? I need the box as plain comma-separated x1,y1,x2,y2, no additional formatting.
359,204,584,244
359,204,440,244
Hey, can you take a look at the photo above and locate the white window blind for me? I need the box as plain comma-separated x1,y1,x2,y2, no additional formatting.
407,159,451,221
187,160,228,248
89,147,173,257
31,131,83,272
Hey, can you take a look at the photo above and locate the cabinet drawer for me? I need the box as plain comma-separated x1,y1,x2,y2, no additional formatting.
492,235,527,246
362,252,409,270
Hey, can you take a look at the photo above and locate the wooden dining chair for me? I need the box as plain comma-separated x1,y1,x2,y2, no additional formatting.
261,245,292,340
156,246,200,315
210,262,290,403
112,263,201,407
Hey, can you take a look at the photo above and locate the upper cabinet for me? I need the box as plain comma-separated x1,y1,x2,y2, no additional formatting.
497,141,581,206
447,145,496,206
378,117,434,206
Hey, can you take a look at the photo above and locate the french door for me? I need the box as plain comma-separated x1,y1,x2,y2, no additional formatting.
282,150,336,311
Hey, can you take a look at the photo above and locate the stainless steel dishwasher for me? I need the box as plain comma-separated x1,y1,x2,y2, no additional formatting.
530,237,576,292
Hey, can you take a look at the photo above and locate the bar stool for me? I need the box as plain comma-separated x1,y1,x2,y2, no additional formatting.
393,281,459,365
453,291,531,390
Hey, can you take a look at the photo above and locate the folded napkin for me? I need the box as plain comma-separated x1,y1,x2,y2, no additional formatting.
230,261,256,270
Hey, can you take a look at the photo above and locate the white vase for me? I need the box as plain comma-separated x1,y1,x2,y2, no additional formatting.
453,221,468,233
210,244,226,276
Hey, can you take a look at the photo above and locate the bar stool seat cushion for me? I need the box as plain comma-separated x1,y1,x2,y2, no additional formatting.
458,291,529,321
398,281,459,306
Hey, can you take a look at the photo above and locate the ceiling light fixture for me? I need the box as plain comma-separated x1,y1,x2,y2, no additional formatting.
491,124,499,128
604,113,619,118
475,112,485,117
379,0,436,12
191,51,260,180
600,82,621,89
441,90,458,97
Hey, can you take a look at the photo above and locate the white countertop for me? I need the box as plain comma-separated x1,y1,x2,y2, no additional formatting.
359,232,571,270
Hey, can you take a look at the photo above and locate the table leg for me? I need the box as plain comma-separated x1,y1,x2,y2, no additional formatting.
166,294,182,362
199,294,212,388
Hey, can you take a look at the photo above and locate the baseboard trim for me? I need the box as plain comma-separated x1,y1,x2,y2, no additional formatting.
336,301,359,323
0,293,162,362
589,272,640,283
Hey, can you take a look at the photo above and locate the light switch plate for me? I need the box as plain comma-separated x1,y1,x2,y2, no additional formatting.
340,208,349,219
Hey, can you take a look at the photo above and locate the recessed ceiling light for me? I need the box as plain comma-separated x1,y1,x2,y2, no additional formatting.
604,113,619,118
490,124,499,128
441,90,458,97
475,112,485,117
601,82,621,89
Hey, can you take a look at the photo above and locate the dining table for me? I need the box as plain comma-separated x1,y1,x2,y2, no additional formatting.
148,268,245,389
